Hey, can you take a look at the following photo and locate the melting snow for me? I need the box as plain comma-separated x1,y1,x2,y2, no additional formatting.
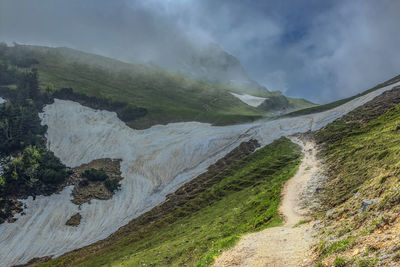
1,81,399,266
230,92,267,107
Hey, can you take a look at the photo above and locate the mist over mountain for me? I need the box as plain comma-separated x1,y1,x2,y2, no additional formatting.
2,1,400,266
1,0,399,102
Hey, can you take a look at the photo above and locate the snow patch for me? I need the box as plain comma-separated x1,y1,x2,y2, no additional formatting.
1,81,399,266
230,92,267,107
0,97,6,104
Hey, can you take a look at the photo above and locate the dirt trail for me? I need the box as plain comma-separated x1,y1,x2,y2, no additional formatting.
213,137,318,267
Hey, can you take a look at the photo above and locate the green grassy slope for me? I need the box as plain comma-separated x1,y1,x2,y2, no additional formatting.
285,74,400,117
311,87,400,265
287,97,318,110
5,44,314,128
41,137,302,267
28,45,267,128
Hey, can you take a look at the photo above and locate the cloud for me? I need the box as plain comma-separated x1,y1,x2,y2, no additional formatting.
0,0,399,103
293,0,400,102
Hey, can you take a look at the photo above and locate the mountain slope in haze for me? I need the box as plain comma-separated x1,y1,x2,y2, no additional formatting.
1,44,315,129
153,43,264,90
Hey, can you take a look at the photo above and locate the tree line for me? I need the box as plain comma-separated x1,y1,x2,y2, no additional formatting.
0,51,70,223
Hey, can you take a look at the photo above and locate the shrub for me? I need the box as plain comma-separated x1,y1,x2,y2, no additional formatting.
79,180,89,187
104,178,121,192
82,168,108,181
334,257,347,267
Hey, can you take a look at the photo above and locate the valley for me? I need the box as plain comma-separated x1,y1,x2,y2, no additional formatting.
1,76,399,266
2,2,400,266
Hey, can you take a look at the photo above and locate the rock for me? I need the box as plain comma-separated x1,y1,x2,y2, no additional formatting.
359,198,380,214
379,254,390,260
66,213,82,226
354,191,360,198
315,186,325,192
313,220,323,230
326,208,335,217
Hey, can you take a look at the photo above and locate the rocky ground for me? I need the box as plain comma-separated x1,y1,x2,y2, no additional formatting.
69,158,123,206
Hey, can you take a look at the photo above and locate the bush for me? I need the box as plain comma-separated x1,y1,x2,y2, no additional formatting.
82,168,108,181
79,180,89,187
104,178,121,192
334,257,347,267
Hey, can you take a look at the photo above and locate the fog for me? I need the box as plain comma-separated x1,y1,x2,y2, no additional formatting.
1,0,399,102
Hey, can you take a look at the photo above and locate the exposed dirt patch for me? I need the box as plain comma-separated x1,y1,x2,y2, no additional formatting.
3,159,121,225
69,158,122,205
213,138,318,267
65,213,82,227
13,256,53,267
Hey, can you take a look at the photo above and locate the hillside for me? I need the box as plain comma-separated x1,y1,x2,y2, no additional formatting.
38,138,302,267
2,42,400,266
285,75,400,117
0,77,392,267
310,85,400,266
1,44,314,129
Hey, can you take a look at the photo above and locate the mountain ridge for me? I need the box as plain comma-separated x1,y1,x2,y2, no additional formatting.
1,43,315,129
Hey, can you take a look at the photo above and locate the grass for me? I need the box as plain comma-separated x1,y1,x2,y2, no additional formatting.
285,74,400,117
293,219,311,228
41,137,302,267
333,257,347,267
357,258,378,267
314,103,400,208
312,87,400,264
6,45,312,129
318,237,356,259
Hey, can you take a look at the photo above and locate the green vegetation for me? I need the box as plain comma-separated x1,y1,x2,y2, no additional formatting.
82,168,109,182
293,219,311,228
41,137,302,266
81,168,121,192
312,87,400,265
0,49,70,223
319,237,355,259
286,74,400,117
104,178,121,192
314,90,400,208
0,146,69,195
5,44,268,128
334,257,347,267
357,258,378,267
2,44,314,129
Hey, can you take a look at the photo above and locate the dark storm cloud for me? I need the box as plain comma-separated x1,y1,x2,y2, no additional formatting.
1,0,399,103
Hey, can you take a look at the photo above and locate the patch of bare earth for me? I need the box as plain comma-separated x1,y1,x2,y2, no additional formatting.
65,213,82,226
69,158,122,205
213,137,318,267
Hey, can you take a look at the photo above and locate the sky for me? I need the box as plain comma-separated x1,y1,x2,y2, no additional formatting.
0,0,399,103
